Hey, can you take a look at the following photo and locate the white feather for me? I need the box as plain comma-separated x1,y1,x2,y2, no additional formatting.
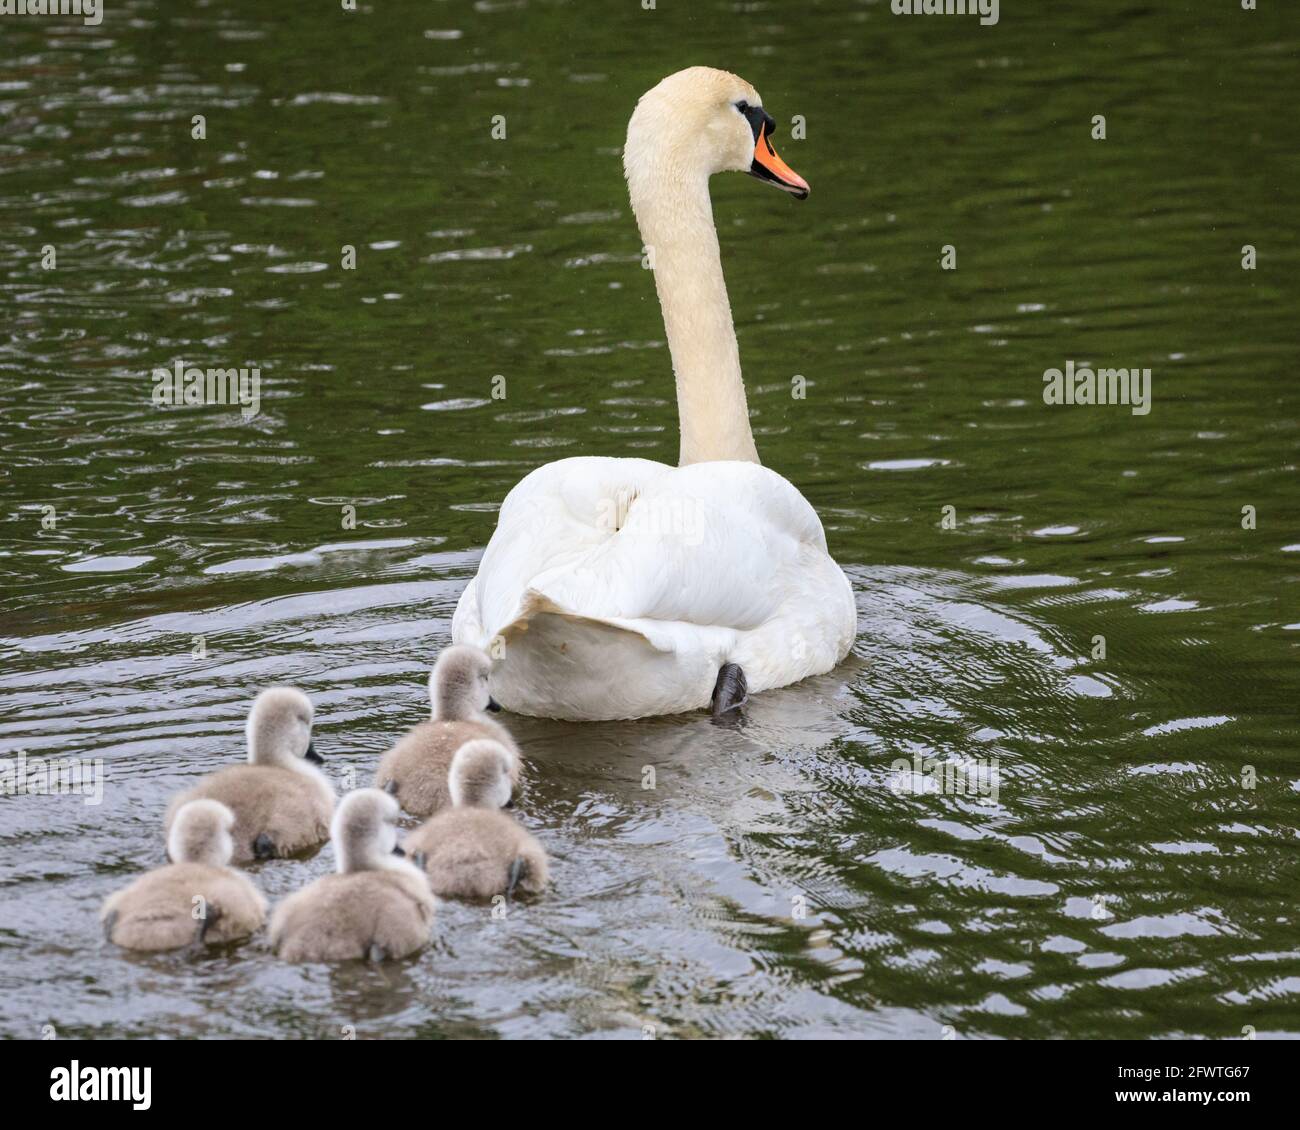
452,457,855,719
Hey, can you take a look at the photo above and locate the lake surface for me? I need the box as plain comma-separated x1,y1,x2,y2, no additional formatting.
1,1,1297,1039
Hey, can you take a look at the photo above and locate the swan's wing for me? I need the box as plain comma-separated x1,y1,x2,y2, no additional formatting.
537,461,827,634
459,455,672,640
460,456,833,642
452,456,855,718
450,574,482,643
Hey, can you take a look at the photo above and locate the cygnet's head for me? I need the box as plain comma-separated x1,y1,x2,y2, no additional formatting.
429,645,499,722
168,799,236,867
331,788,404,874
623,67,809,202
448,740,515,811
245,687,321,769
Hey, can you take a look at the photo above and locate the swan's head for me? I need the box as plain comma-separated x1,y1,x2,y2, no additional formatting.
448,740,515,811
245,686,321,770
168,799,236,867
624,67,808,200
331,787,403,873
429,645,500,721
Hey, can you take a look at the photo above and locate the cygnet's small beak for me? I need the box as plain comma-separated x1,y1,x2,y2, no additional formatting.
392,845,407,858
748,120,809,200
304,740,324,764
486,697,502,713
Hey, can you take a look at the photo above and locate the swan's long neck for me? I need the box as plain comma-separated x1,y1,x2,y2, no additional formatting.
335,821,412,875
338,838,405,874
629,171,760,466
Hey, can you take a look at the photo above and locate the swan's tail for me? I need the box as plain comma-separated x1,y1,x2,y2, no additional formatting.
459,588,722,721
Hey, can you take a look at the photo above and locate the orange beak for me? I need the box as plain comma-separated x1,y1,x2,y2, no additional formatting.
749,122,809,200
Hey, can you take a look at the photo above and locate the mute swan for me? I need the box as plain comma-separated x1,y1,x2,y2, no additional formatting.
270,789,436,962
164,687,335,863
375,645,521,816
102,800,267,951
403,740,548,900
451,66,856,720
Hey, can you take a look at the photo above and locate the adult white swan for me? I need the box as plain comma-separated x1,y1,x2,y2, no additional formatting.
452,67,856,720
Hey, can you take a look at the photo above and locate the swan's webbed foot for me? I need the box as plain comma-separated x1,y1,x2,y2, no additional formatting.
506,857,526,902
188,904,222,953
710,663,748,720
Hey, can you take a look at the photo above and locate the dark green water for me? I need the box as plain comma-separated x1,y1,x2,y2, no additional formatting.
1,0,1297,1038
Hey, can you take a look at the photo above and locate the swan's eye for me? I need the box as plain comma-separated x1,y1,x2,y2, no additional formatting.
735,100,749,113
